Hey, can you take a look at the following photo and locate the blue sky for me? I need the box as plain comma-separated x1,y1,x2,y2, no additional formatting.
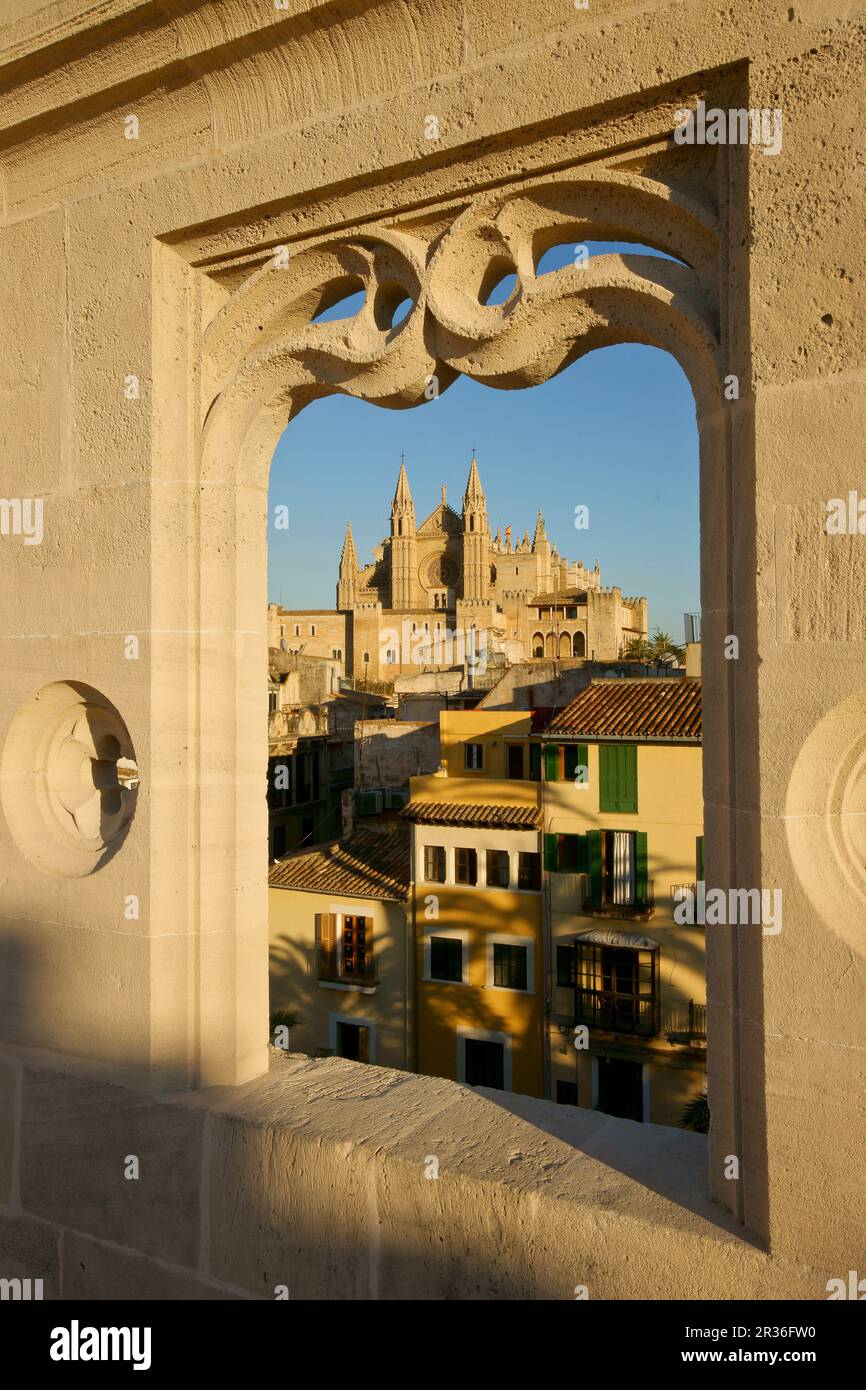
267,243,700,639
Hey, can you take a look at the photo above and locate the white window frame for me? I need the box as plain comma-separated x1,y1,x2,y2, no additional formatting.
485,933,535,995
457,1027,512,1091
329,1011,376,1063
317,904,377,995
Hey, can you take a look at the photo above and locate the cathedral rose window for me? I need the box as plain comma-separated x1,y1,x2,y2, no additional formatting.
422,554,459,588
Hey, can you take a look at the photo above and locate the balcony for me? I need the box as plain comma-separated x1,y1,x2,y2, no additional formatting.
574,987,659,1038
583,879,655,921
664,1000,707,1047
317,947,378,989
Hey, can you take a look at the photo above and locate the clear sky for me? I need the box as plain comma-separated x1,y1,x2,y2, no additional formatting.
267,244,700,640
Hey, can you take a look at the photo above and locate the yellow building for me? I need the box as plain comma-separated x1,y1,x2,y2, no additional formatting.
541,678,705,1127
268,827,412,1069
405,710,545,1097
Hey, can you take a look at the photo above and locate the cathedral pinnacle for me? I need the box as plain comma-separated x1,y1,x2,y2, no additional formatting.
391,459,415,521
462,454,486,513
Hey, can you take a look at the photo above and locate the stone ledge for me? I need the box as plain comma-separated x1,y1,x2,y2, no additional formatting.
0,1046,831,1299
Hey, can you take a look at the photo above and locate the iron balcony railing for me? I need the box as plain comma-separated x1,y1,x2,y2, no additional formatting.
574,987,659,1037
586,878,655,918
664,1000,707,1045
317,948,378,988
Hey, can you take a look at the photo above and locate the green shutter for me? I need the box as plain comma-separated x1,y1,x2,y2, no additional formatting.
621,745,638,813
529,742,541,781
599,744,637,812
577,743,589,784
544,744,560,782
575,833,590,874
696,834,704,881
599,745,617,811
588,830,603,909
635,831,648,907
544,833,559,871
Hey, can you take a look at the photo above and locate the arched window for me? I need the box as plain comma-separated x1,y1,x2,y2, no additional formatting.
532,633,544,658
572,631,586,657
545,632,556,658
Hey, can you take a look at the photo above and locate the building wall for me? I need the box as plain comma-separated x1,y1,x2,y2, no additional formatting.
544,740,705,1127
438,710,533,778
355,720,440,789
412,820,544,1099
269,887,411,1071
270,609,349,668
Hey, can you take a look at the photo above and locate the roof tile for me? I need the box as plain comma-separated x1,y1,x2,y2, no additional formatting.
269,827,410,900
401,800,541,829
545,678,702,740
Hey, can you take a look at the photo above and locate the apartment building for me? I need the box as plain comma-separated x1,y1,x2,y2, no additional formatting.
404,710,545,1097
268,826,412,1069
542,678,705,1126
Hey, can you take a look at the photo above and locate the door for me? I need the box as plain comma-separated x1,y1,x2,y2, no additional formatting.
597,1057,643,1122
335,1022,370,1063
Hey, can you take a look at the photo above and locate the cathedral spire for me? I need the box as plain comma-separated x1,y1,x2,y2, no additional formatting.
392,459,415,520
340,521,358,572
462,454,486,513
337,522,359,609
532,510,547,551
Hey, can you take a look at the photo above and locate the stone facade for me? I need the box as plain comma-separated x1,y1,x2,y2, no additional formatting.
270,458,647,679
0,0,863,1296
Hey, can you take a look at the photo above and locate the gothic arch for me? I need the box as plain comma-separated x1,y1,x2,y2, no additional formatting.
573,631,586,658
531,632,544,658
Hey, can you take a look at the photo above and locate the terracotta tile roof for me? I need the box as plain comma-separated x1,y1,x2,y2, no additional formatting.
545,678,702,741
401,800,541,829
268,827,410,900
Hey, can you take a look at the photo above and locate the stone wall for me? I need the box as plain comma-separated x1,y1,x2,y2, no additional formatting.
0,1047,828,1301
355,720,440,789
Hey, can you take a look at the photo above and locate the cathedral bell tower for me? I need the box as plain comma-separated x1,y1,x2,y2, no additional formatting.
389,459,417,610
457,455,493,673
460,455,489,602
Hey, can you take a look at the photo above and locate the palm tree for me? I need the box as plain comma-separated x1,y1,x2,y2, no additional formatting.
681,1091,710,1133
649,627,685,662
622,636,651,661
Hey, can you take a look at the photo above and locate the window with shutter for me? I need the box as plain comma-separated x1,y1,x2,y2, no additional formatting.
588,829,603,909
528,743,541,781
544,744,560,781
544,833,559,871
599,744,638,812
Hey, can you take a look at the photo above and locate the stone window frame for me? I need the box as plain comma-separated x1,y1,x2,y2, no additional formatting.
156,72,756,1236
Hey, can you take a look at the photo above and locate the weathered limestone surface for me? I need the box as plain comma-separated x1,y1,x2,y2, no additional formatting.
0,0,864,1291
0,1049,828,1300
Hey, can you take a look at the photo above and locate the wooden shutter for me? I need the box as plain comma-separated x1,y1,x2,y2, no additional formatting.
529,742,541,780
315,912,336,950
544,744,560,782
358,1026,370,1063
635,831,649,906
575,833,590,874
696,834,704,881
599,745,617,810
620,745,638,813
588,830,603,909
544,833,559,871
